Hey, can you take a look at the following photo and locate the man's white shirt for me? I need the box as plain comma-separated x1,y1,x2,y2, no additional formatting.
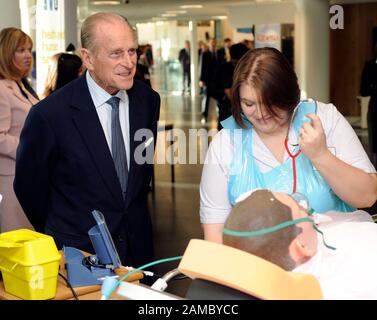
86,71,130,169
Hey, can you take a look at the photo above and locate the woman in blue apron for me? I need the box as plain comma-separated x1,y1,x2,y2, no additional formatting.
200,47,377,243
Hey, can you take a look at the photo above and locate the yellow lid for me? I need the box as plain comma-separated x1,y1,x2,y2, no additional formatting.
0,229,61,266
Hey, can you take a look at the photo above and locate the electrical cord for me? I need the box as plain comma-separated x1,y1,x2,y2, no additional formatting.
151,268,182,291
59,273,79,300
101,255,183,299
142,272,188,281
141,271,189,281
171,274,188,281
161,268,182,282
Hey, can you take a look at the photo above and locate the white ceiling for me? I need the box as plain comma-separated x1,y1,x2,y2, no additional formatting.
78,0,294,23
78,0,377,24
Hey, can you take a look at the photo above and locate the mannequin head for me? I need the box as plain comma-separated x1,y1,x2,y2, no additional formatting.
223,189,318,270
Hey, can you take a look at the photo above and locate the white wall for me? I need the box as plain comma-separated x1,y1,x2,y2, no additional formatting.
227,2,295,27
220,18,234,41
295,0,329,102
226,0,329,102
233,30,254,44
0,0,21,30
137,20,217,62
64,0,78,49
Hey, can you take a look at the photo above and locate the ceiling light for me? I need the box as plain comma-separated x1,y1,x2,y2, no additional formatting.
166,10,187,14
212,16,227,20
180,5,203,9
161,13,177,17
91,1,120,5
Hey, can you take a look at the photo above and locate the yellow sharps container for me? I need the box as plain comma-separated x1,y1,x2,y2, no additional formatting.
0,229,61,300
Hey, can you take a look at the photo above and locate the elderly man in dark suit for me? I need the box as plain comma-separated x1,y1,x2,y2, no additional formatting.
14,12,160,268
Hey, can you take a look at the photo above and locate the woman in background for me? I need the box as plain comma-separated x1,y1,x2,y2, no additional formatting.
43,52,83,97
0,27,39,232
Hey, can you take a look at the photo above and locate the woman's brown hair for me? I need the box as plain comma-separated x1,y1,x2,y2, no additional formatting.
0,27,33,80
231,47,300,128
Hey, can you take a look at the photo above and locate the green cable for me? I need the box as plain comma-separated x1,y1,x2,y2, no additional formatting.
312,224,337,251
105,255,183,299
223,217,312,237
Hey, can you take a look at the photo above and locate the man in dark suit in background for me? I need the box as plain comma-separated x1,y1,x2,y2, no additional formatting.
178,40,191,94
200,38,218,121
14,13,160,268
361,43,377,166
217,38,232,65
213,42,248,130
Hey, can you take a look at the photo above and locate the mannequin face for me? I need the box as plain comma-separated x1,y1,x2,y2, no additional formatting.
273,192,318,263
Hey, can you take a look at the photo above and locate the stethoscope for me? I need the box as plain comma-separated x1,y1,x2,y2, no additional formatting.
284,100,318,193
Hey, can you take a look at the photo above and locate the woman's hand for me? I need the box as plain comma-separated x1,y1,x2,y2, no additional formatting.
298,113,330,162
297,113,377,209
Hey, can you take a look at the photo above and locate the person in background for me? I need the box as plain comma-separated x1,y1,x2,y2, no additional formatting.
145,44,154,72
43,52,83,97
217,38,232,65
243,39,255,50
135,46,152,87
223,189,377,299
213,42,248,130
0,27,39,232
198,40,206,57
360,43,377,166
198,41,208,96
178,40,191,94
200,47,377,243
200,38,219,121
66,43,76,53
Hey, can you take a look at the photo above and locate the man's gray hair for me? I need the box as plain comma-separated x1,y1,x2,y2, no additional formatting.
80,12,137,53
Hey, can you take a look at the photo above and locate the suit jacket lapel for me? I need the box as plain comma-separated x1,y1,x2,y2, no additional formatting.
126,83,146,207
70,76,124,208
5,80,34,105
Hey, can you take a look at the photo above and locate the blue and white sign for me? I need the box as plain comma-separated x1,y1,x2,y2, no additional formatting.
36,0,65,95
255,24,281,51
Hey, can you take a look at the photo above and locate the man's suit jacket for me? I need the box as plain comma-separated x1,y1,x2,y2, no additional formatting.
200,50,218,88
178,48,190,72
360,59,377,99
217,47,227,65
14,74,160,267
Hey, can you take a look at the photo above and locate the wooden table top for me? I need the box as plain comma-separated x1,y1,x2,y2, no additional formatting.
0,251,143,300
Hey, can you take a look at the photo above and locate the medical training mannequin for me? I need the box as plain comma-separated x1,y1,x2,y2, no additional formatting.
223,189,377,300
200,47,377,243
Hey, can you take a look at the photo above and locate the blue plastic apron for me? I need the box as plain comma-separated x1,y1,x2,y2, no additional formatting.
221,102,354,213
